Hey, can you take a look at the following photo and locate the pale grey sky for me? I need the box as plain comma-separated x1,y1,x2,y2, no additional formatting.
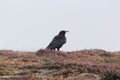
0,0,120,51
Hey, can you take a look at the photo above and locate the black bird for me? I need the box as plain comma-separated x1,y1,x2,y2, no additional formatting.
46,30,69,51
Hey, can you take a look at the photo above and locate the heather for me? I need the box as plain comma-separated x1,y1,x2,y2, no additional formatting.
0,49,120,80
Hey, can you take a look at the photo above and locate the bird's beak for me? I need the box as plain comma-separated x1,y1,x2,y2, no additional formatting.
65,30,69,32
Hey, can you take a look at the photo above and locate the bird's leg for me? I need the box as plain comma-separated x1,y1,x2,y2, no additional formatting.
57,48,60,51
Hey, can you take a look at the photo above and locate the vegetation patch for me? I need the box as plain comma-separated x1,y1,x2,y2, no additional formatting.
0,49,119,80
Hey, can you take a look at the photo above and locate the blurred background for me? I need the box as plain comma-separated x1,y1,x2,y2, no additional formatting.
0,0,120,51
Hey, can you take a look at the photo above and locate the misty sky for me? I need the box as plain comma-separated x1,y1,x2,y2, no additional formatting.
0,0,120,51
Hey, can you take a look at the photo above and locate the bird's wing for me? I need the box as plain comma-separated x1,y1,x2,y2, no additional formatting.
47,35,59,49
47,35,66,49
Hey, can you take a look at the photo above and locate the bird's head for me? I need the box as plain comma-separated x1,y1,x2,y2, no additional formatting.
59,30,69,36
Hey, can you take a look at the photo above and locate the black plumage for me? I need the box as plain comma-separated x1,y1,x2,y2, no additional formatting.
46,30,68,51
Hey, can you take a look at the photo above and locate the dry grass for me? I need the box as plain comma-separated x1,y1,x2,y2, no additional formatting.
0,49,120,80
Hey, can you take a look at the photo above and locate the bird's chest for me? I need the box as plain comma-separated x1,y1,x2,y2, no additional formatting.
54,36,66,44
58,38,66,43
